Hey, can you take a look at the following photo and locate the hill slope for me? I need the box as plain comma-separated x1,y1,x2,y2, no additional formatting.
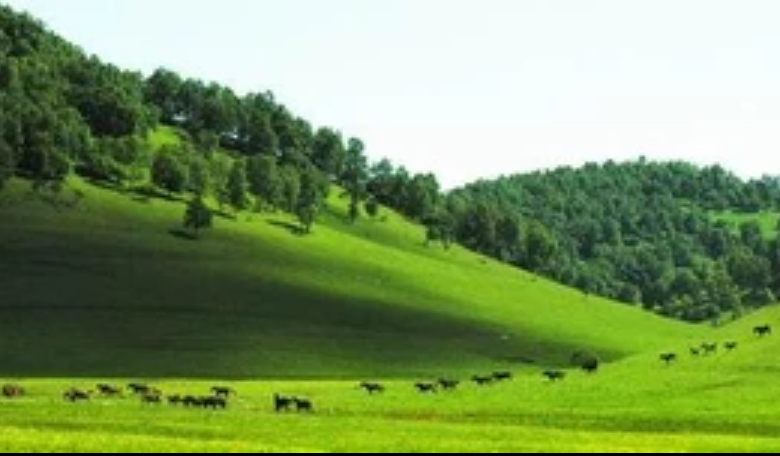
0,177,708,378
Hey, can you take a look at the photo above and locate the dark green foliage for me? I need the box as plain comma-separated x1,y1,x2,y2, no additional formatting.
449,160,780,321
365,195,379,218
343,137,367,223
570,350,600,373
246,154,282,211
183,195,212,237
0,136,13,190
423,212,453,249
226,159,249,211
295,166,327,233
151,148,188,194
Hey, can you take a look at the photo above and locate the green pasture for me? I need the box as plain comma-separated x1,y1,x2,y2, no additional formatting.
3,323,780,453
1,172,778,452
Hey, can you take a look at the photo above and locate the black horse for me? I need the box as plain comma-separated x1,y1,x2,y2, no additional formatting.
754,324,772,337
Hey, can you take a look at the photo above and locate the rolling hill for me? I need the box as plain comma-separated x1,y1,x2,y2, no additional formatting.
0,175,707,378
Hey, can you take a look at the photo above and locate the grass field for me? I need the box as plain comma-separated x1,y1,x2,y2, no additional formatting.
1,173,778,452
4,324,780,453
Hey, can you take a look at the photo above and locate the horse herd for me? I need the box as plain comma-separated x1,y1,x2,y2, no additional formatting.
2,323,772,411
658,323,772,365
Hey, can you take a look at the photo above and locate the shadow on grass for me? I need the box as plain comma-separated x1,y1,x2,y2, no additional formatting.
214,209,237,221
168,228,198,240
267,219,307,236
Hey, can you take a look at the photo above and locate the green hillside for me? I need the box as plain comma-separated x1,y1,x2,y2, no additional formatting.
0,176,704,378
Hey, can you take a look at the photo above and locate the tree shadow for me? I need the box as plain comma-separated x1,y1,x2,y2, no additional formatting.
267,219,306,236
128,185,185,203
168,228,198,241
213,208,237,221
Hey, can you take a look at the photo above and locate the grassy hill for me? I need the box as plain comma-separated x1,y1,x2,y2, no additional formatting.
0,175,707,379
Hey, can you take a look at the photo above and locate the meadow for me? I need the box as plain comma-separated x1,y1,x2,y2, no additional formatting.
1,175,778,452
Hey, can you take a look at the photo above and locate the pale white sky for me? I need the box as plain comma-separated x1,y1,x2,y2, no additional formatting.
5,0,780,189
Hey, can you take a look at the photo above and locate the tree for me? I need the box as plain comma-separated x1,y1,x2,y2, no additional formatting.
364,195,379,219
226,158,249,212
312,127,345,179
295,166,326,233
342,137,367,223
0,136,14,191
151,148,188,194
144,67,183,124
246,154,282,211
183,195,212,237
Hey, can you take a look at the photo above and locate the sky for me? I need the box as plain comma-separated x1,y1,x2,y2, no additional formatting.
5,0,780,189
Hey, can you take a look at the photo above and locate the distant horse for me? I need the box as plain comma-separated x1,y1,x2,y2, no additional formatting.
700,342,717,355
293,396,313,412
96,383,122,396
492,371,513,381
659,352,677,365
437,378,460,390
211,386,235,397
471,374,494,385
358,381,385,394
542,370,566,381
2,383,24,398
414,382,437,393
63,387,90,401
273,393,294,412
754,324,772,337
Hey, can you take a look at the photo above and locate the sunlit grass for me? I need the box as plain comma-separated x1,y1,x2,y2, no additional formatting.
0,175,707,377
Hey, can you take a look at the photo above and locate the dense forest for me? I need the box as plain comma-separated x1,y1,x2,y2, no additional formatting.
2,4,779,323
447,162,780,322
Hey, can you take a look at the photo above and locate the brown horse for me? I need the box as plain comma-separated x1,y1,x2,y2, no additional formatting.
2,383,24,398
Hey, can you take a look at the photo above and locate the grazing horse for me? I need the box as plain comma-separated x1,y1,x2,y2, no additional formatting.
492,371,513,381
273,393,294,412
700,342,717,355
659,352,677,364
2,383,24,398
293,396,313,412
754,324,772,337
437,378,459,390
63,387,90,401
414,382,437,393
471,374,494,385
96,383,122,396
211,386,235,397
358,381,385,394
542,370,566,381
140,391,162,404
127,382,152,394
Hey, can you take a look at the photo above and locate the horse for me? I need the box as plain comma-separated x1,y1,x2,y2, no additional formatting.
414,381,437,393
2,383,24,398
542,370,566,381
273,393,294,412
659,352,677,364
358,381,385,394
754,324,772,337
293,396,313,412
